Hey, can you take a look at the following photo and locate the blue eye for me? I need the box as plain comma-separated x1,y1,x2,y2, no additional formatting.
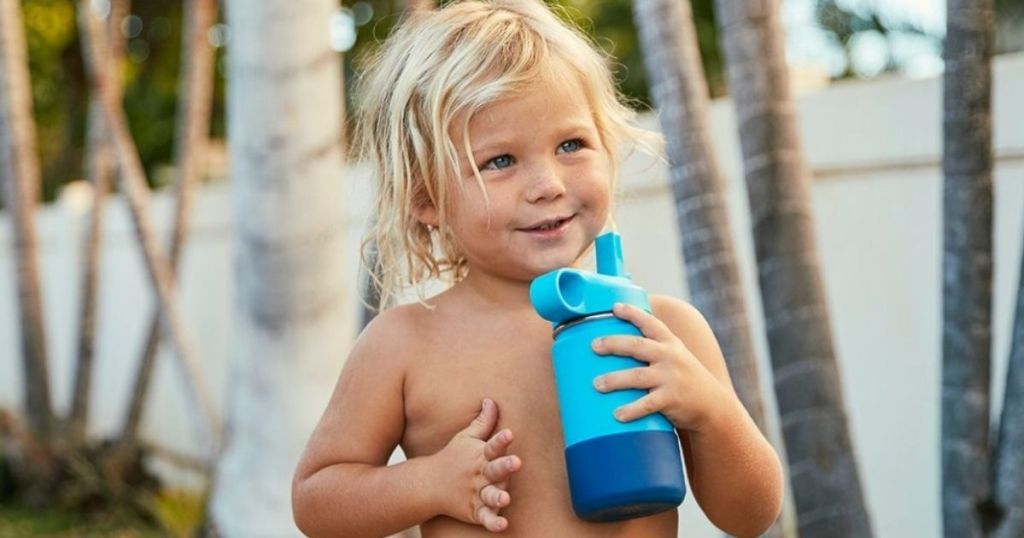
558,139,583,153
482,154,515,170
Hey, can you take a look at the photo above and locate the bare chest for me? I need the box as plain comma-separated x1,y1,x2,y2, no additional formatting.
398,315,678,536
401,324,561,457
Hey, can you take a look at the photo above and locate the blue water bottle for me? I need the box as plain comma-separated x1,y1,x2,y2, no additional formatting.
529,232,686,522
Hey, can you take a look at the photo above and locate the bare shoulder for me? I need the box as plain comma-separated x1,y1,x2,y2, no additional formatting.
649,294,732,388
649,295,706,335
353,301,435,366
294,302,434,479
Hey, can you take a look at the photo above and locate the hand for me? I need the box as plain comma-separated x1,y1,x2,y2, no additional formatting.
433,398,522,532
591,303,732,431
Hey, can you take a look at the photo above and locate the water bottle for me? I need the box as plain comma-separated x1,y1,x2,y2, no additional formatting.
529,232,686,522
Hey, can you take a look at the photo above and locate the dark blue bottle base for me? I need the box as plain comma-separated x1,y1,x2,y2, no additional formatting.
565,430,686,522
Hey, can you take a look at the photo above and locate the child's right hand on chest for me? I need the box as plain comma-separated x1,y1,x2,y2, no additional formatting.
429,398,522,533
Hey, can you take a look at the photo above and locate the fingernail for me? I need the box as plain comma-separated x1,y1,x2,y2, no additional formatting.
614,409,626,421
591,338,604,351
593,376,606,391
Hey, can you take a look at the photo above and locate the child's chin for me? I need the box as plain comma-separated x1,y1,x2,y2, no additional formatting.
530,256,584,276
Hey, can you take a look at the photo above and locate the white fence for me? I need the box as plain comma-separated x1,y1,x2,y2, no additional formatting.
2,52,1023,537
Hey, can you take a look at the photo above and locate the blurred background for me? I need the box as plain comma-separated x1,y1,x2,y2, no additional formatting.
1,0,1022,536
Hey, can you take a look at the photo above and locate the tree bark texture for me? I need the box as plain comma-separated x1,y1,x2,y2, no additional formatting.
712,0,872,535
941,0,995,536
633,0,769,434
119,0,218,449
212,1,351,534
69,0,129,445
0,0,56,442
77,0,220,443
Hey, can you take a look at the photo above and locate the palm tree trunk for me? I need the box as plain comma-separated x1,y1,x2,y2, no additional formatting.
69,0,129,446
211,0,352,533
0,0,55,443
992,233,1024,538
633,3,784,535
118,0,218,450
712,0,872,535
77,0,220,442
940,1,996,536
633,0,769,435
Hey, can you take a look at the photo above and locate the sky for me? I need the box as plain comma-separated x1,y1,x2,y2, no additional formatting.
784,0,946,79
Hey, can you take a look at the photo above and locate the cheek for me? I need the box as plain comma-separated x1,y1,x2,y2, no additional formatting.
582,169,612,207
447,191,504,238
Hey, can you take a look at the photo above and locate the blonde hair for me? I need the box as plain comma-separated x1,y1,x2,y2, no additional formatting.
355,0,660,310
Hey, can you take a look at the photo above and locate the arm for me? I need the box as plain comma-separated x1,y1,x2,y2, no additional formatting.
292,309,521,537
590,297,783,538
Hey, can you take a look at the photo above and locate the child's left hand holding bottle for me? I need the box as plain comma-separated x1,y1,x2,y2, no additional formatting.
590,302,736,432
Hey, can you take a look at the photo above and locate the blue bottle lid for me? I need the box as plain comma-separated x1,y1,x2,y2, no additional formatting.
530,232,651,327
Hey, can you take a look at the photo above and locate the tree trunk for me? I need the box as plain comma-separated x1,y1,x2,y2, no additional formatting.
211,1,352,534
940,1,996,536
712,0,872,535
0,0,56,443
69,0,129,446
993,232,1024,538
633,0,769,436
633,2,785,535
77,0,220,442
118,0,218,450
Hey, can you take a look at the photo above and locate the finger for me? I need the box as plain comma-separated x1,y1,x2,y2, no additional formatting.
593,367,658,393
475,505,509,532
462,398,499,441
613,391,664,422
483,455,522,483
484,429,513,461
592,334,660,363
611,303,674,342
480,484,511,509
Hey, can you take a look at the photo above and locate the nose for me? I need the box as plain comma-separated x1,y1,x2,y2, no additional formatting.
525,163,567,203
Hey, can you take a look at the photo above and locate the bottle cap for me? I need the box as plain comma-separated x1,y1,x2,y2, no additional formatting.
530,232,651,327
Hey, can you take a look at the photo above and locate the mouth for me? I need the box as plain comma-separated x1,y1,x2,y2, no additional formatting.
518,214,576,235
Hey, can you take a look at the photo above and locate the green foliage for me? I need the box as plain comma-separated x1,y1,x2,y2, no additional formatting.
150,489,205,538
0,421,200,538
21,0,226,202
555,0,725,102
0,503,165,537
815,0,941,78
22,0,726,203
344,0,724,110
995,0,1024,53
0,483,203,536
23,0,81,202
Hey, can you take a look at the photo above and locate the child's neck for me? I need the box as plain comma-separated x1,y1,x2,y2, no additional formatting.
456,269,535,313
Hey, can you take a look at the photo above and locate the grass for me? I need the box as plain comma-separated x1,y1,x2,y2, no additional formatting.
0,489,204,538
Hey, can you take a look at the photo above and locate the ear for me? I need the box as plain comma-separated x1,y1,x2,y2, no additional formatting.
413,203,439,228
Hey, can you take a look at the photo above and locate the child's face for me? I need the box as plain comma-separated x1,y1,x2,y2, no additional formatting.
426,74,613,282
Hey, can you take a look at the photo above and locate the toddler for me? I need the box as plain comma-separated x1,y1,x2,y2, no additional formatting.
292,1,783,536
